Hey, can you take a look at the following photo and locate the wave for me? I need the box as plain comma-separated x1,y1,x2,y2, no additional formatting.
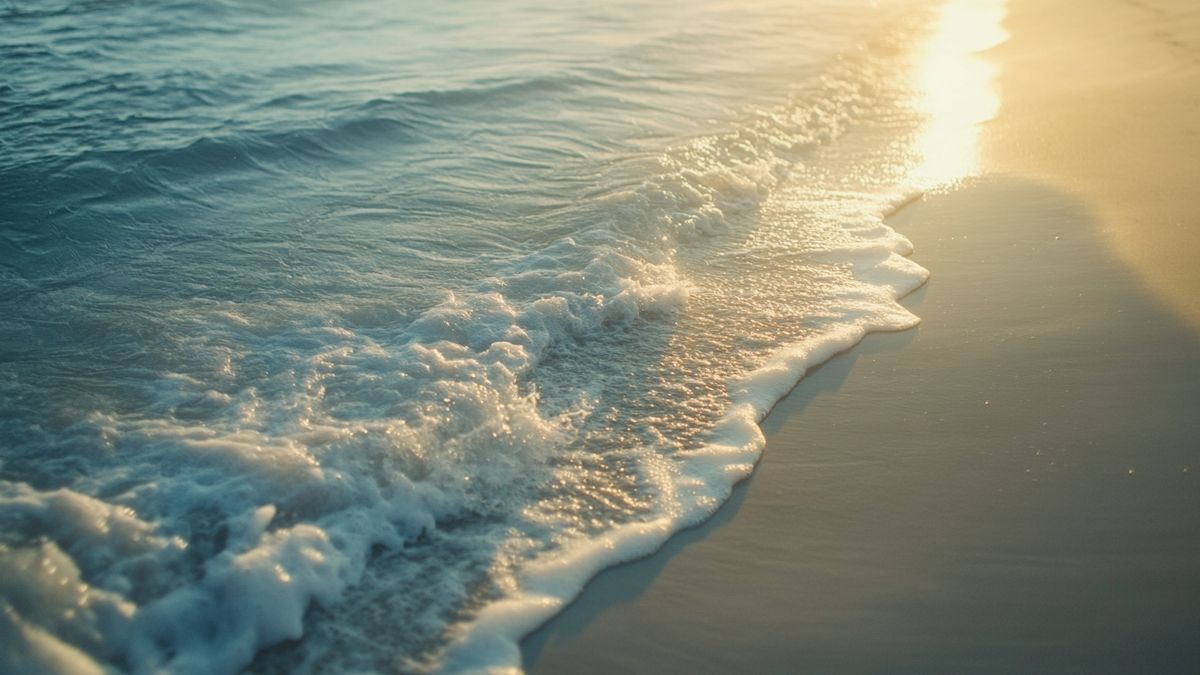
0,1,939,672
4,46,930,673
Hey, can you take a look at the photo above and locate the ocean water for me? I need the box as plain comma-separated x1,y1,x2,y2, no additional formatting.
0,0,970,672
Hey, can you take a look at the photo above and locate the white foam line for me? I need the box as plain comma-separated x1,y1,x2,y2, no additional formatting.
439,240,929,673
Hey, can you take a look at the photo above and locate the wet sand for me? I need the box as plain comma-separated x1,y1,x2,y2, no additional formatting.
521,0,1200,671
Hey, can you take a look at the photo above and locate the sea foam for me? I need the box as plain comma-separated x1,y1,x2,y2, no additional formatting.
0,0,938,672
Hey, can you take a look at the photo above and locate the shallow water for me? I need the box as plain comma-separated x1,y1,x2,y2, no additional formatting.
0,1,950,671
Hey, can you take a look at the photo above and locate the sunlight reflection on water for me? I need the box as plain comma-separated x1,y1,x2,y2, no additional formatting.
910,0,1008,189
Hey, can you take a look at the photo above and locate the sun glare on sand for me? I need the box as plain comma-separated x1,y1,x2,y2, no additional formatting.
911,0,1008,189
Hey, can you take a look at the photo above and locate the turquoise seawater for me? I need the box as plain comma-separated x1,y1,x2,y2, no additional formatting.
0,1,942,671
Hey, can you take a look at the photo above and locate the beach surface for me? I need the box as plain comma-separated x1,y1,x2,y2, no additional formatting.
522,0,1200,671
985,0,1200,330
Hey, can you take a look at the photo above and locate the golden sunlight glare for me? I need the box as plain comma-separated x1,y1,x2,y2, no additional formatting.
910,0,1008,189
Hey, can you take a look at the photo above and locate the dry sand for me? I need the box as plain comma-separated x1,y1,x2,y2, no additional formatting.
521,0,1200,671
986,0,1200,329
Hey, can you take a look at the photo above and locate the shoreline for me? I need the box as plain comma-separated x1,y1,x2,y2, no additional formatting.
521,0,1200,671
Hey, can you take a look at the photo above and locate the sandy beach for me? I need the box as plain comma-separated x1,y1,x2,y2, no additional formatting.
5,0,1196,671
522,0,1200,672
986,0,1200,330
